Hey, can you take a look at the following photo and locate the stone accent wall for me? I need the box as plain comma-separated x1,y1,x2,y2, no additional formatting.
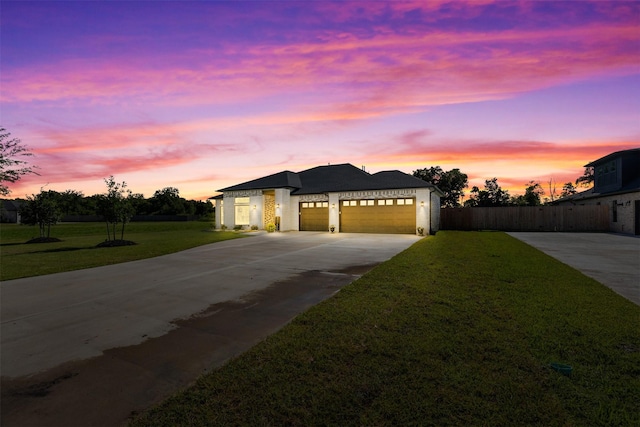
264,193,276,226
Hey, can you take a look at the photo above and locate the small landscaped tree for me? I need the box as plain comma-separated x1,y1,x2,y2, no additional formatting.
96,176,136,245
20,189,62,241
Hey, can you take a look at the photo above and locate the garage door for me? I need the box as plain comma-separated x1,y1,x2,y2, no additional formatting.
299,201,329,231
340,198,416,234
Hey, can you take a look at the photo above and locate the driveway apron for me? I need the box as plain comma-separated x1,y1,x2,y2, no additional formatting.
1,232,420,427
508,232,640,305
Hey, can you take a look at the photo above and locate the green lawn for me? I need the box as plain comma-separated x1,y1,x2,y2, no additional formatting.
130,231,639,426
0,222,245,281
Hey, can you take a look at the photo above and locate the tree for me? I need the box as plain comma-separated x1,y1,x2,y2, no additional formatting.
413,166,468,207
0,127,38,196
575,166,594,188
560,182,577,198
96,176,135,242
56,189,85,216
20,189,61,239
464,178,511,207
523,181,544,206
150,187,186,215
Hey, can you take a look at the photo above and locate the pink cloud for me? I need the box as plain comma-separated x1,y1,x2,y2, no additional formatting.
3,20,637,126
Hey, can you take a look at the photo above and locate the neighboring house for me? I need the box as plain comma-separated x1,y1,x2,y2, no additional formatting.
212,163,443,234
555,148,640,235
1,199,24,223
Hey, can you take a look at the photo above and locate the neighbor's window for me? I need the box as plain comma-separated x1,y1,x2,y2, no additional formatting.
235,197,250,225
598,160,617,187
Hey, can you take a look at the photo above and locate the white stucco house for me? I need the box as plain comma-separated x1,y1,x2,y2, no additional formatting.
212,163,443,234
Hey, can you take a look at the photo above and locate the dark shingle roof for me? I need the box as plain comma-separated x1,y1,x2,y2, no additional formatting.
584,148,640,167
219,170,302,192
218,163,439,194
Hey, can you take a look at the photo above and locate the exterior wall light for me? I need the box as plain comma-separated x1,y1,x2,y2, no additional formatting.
276,203,280,208
331,203,335,209
420,201,425,207
253,205,257,210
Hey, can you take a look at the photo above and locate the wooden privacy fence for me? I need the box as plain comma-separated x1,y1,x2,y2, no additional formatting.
440,205,610,232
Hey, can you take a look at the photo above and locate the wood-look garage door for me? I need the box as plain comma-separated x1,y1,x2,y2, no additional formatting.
340,198,416,234
299,201,329,231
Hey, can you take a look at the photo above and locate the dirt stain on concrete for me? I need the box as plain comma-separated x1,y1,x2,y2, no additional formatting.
0,264,376,427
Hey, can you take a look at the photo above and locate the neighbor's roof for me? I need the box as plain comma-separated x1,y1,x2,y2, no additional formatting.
218,163,441,195
584,148,640,167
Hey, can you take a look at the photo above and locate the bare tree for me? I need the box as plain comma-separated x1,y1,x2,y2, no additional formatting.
547,178,557,203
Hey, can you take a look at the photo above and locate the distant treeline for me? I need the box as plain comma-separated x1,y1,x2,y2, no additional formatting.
13,187,213,220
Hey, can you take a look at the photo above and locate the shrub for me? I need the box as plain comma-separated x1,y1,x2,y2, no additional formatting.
250,225,259,231
266,223,276,233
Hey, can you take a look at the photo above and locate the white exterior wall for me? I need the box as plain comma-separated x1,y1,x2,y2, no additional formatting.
222,195,235,228
290,195,301,231
274,188,293,231
415,188,431,235
430,191,441,233
214,199,222,229
328,193,340,232
249,194,263,229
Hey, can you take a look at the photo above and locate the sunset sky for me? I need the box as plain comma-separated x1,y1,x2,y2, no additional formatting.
2,0,639,201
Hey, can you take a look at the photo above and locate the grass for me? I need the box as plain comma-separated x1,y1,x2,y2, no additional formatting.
130,231,639,426
0,222,245,281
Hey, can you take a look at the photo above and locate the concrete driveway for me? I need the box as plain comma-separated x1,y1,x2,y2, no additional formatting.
1,231,420,426
508,232,640,305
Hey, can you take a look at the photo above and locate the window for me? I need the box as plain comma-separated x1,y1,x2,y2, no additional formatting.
302,202,309,208
234,197,250,225
612,200,618,222
598,160,618,187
